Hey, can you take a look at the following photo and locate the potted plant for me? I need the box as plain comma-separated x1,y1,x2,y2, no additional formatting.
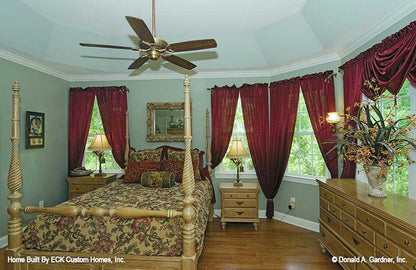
331,78,416,197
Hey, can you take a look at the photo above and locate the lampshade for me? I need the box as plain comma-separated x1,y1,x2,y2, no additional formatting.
88,134,111,151
226,139,248,159
326,112,341,124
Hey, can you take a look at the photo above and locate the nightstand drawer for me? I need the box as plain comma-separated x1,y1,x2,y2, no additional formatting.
222,193,256,199
69,184,99,193
223,199,256,208
223,208,257,218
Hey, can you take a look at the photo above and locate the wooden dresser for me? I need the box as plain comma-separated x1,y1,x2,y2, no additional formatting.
220,182,260,230
67,173,116,199
318,178,416,270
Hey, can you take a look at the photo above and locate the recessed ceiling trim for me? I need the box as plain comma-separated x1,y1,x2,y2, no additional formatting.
0,49,69,81
337,0,416,60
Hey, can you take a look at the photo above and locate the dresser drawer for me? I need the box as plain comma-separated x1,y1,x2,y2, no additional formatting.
320,197,329,211
374,250,402,270
320,208,341,233
400,249,416,270
223,199,257,208
356,220,375,244
223,208,257,218
357,263,371,270
222,193,256,199
328,203,341,219
356,207,385,234
341,211,355,230
376,234,399,258
386,224,416,254
334,195,356,217
341,224,374,258
320,187,334,203
69,184,99,193
320,224,341,255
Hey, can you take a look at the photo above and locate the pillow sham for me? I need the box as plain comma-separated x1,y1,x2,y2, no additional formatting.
161,159,200,182
140,171,175,188
129,148,163,162
166,149,202,180
124,161,161,183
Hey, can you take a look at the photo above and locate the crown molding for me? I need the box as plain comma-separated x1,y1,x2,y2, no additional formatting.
338,0,416,60
0,49,69,81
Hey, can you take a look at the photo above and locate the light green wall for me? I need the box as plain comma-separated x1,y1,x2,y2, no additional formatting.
0,58,69,238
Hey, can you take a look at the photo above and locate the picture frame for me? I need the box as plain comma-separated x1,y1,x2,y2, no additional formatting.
26,111,45,149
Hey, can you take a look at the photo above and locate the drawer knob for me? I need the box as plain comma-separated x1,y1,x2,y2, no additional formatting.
342,203,346,207
345,218,350,222
383,244,388,250
236,201,243,205
332,209,336,213
322,231,326,238
413,265,416,270
327,217,332,223
362,230,367,234
366,217,371,222
236,211,243,215
405,240,410,246
353,238,359,245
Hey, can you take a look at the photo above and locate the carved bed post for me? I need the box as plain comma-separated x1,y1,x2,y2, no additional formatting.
182,75,197,270
205,109,212,174
6,82,24,269
124,110,130,169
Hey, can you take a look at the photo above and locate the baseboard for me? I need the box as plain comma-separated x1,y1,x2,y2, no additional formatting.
0,226,27,248
214,209,319,232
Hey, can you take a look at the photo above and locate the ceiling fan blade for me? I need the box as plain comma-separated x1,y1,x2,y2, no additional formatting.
125,16,155,44
162,54,196,70
80,43,138,50
169,39,217,52
128,56,149,69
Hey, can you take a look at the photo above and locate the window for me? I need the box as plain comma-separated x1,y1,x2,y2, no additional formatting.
287,91,328,178
216,98,255,176
372,80,411,196
83,99,121,172
217,93,327,180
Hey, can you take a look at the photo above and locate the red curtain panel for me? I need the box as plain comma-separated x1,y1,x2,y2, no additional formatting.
240,83,275,218
339,62,364,178
68,88,95,171
300,71,338,178
210,85,239,169
269,78,300,216
94,86,128,168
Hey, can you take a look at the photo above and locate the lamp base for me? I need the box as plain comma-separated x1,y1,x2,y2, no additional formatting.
233,182,243,187
94,173,107,177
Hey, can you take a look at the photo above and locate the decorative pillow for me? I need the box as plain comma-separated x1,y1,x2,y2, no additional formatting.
130,148,163,162
124,161,161,183
167,149,202,180
140,171,175,188
161,159,200,182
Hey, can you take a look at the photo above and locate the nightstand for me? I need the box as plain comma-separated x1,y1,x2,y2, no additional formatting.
66,173,116,199
220,182,260,230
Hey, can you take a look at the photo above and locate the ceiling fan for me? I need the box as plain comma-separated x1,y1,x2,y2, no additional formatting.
80,0,217,70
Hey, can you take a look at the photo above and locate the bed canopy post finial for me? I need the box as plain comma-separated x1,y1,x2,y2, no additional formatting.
182,75,197,270
124,110,130,169
205,109,212,174
7,81,24,253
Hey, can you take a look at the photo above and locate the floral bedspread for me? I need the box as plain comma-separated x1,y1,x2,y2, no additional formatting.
23,179,212,256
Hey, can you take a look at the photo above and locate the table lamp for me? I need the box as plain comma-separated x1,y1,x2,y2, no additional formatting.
226,139,249,187
88,134,111,176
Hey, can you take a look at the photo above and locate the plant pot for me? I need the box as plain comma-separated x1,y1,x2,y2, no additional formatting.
365,165,388,198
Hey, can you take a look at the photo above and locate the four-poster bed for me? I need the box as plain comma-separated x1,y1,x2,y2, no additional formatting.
5,75,214,270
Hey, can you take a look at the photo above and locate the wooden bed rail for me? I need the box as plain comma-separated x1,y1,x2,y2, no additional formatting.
23,205,182,218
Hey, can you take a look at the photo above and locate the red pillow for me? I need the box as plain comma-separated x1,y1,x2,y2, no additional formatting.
124,161,161,183
161,159,200,183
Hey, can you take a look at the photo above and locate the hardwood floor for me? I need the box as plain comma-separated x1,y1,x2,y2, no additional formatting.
0,219,340,270
198,219,341,270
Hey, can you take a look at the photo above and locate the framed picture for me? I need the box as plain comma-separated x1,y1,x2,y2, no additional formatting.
26,111,45,149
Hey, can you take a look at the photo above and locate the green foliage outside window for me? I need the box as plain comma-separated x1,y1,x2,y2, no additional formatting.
84,99,120,171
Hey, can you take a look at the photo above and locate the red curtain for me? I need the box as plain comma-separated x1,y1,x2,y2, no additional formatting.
210,85,239,169
300,71,338,178
339,62,364,178
240,83,275,217
68,88,95,171
269,79,300,217
94,86,128,168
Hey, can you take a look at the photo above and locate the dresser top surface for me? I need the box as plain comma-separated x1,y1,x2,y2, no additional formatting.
318,178,416,227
